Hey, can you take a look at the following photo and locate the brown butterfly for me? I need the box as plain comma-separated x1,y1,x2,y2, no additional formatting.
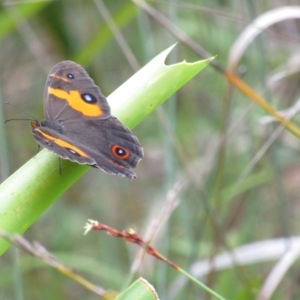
31,61,143,179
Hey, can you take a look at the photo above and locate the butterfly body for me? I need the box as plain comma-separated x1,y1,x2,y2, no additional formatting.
31,61,143,179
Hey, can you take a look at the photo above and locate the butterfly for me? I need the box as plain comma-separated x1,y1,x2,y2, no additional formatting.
31,61,143,179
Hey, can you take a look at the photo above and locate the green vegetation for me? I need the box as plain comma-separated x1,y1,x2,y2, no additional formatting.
0,1,300,299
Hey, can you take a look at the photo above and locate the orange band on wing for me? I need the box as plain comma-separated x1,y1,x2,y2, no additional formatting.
48,87,102,117
50,74,70,82
36,129,88,158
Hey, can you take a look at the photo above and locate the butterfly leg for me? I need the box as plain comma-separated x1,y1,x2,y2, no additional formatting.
35,144,41,155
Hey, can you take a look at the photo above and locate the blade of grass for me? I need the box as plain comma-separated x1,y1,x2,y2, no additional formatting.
132,0,300,139
74,2,136,66
0,2,48,40
116,278,159,300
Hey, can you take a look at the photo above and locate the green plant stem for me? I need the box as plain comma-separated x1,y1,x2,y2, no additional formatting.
179,268,227,300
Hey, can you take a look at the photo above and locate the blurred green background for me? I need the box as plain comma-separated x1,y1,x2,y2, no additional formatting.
1,0,300,299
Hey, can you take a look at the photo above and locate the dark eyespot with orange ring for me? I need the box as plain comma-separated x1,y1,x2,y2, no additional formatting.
111,145,130,160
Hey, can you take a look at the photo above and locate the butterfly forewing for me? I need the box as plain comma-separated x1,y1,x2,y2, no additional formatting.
44,61,111,122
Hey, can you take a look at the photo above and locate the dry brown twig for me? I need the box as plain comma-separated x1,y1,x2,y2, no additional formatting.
84,220,180,270
0,231,109,297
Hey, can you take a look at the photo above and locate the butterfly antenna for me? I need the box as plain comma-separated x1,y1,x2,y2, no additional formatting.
5,118,37,124
4,102,37,122
33,144,41,155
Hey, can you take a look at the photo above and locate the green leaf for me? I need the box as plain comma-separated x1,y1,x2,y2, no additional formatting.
116,278,159,300
0,44,212,255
